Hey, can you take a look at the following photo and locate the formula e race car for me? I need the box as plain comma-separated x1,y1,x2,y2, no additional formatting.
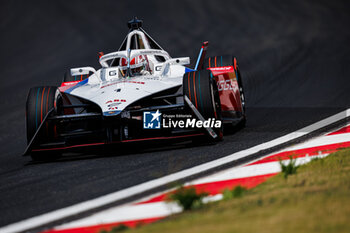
24,18,246,161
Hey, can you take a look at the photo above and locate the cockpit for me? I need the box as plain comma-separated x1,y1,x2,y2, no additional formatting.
71,18,190,83
102,19,170,77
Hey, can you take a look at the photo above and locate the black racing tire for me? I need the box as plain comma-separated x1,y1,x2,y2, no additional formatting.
26,86,62,161
236,66,246,118
183,70,223,141
63,69,90,83
202,55,233,69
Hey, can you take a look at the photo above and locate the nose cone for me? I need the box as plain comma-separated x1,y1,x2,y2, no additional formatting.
66,74,182,117
95,80,149,116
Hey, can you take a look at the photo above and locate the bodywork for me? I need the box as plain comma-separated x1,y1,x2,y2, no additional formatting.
24,21,244,155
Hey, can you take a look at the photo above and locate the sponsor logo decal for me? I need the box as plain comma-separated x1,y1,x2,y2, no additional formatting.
105,99,126,104
101,81,145,89
143,110,162,129
209,66,235,76
163,117,221,129
143,110,222,130
107,102,121,110
217,79,239,92
142,76,160,80
210,66,234,71
106,99,126,110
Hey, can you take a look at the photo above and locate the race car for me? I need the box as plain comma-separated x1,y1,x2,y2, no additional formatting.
24,18,246,161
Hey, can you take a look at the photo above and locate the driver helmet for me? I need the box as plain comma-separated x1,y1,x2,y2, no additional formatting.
120,55,149,76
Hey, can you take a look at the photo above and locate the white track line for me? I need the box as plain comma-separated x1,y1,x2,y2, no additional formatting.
1,109,349,233
189,153,329,187
56,202,182,229
56,194,224,230
57,126,346,231
284,133,350,151
190,132,350,186
189,159,283,185
56,154,329,230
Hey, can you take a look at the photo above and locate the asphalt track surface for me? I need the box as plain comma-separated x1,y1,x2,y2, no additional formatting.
0,0,349,228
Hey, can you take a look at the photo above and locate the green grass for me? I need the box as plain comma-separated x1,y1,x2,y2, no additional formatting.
222,185,247,200
279,156,299,179
123,148,350,233
100,224,129,233
167,186,208,210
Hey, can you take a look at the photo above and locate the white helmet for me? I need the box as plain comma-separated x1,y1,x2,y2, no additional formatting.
120,55,150,76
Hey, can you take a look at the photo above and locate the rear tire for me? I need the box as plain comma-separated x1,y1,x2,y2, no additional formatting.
183,70,223,141
204,55,246,129
26,86,62,161
236,65,246,114
203,55,233,69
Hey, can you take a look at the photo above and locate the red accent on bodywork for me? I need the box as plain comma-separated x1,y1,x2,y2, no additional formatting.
209,67,242,112
61,81,80,87
61,93,75,115
209,66,234,76
32,142,106,152
59,81,80,92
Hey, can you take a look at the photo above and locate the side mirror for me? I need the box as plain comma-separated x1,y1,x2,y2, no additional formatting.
71,67,98,78
168,57,190,66
160,57,190,76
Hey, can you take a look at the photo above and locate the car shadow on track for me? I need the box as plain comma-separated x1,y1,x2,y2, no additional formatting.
24,124,246,165
25,110,288,167
23,139,211,165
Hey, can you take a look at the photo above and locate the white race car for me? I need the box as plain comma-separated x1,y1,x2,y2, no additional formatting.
24,18,246,161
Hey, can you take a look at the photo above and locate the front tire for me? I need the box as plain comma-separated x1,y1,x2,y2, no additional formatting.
26,86,62,161
183,70,223,141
